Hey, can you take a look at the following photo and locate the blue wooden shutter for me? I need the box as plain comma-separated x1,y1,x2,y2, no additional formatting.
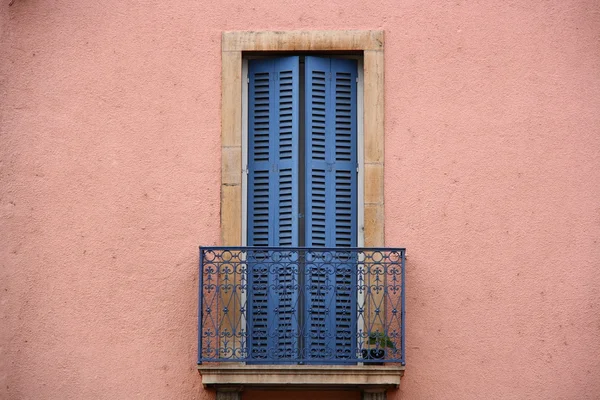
247,57,300,362
304,56,358,362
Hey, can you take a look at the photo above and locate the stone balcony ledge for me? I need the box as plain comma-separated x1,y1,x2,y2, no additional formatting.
198,364,405,389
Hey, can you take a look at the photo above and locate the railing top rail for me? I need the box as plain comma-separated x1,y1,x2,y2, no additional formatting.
199,246,406,252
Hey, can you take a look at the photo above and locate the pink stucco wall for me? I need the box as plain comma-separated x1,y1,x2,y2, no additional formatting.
1,1,599,399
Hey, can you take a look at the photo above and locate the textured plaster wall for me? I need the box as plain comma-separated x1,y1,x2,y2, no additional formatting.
1,1,599,399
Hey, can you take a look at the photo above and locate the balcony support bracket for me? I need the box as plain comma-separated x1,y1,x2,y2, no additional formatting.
215,387,243,400
362,388,386,400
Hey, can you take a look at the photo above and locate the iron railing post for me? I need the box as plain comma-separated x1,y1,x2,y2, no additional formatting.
401,249,406,365
197,247,204,364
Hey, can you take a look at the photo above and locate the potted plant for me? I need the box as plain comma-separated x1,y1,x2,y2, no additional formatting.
361,332,396,365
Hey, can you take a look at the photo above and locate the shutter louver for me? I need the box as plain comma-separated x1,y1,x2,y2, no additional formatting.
247,57,300,362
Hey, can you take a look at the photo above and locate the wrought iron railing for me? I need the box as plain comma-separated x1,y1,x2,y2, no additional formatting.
198,247,405,365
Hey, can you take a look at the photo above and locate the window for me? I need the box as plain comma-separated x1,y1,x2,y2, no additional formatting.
220,30,384,251
199,32,405,387
198,31,404,376
217,31,385,365
244,55,359,361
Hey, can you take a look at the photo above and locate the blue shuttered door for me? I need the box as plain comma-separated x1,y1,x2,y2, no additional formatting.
248,56,358,364
247,57,300,362
304,56,358,362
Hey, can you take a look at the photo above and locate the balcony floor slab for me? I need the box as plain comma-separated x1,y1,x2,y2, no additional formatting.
198,364,404,389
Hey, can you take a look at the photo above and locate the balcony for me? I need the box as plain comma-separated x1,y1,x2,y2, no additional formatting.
197,247,405,389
